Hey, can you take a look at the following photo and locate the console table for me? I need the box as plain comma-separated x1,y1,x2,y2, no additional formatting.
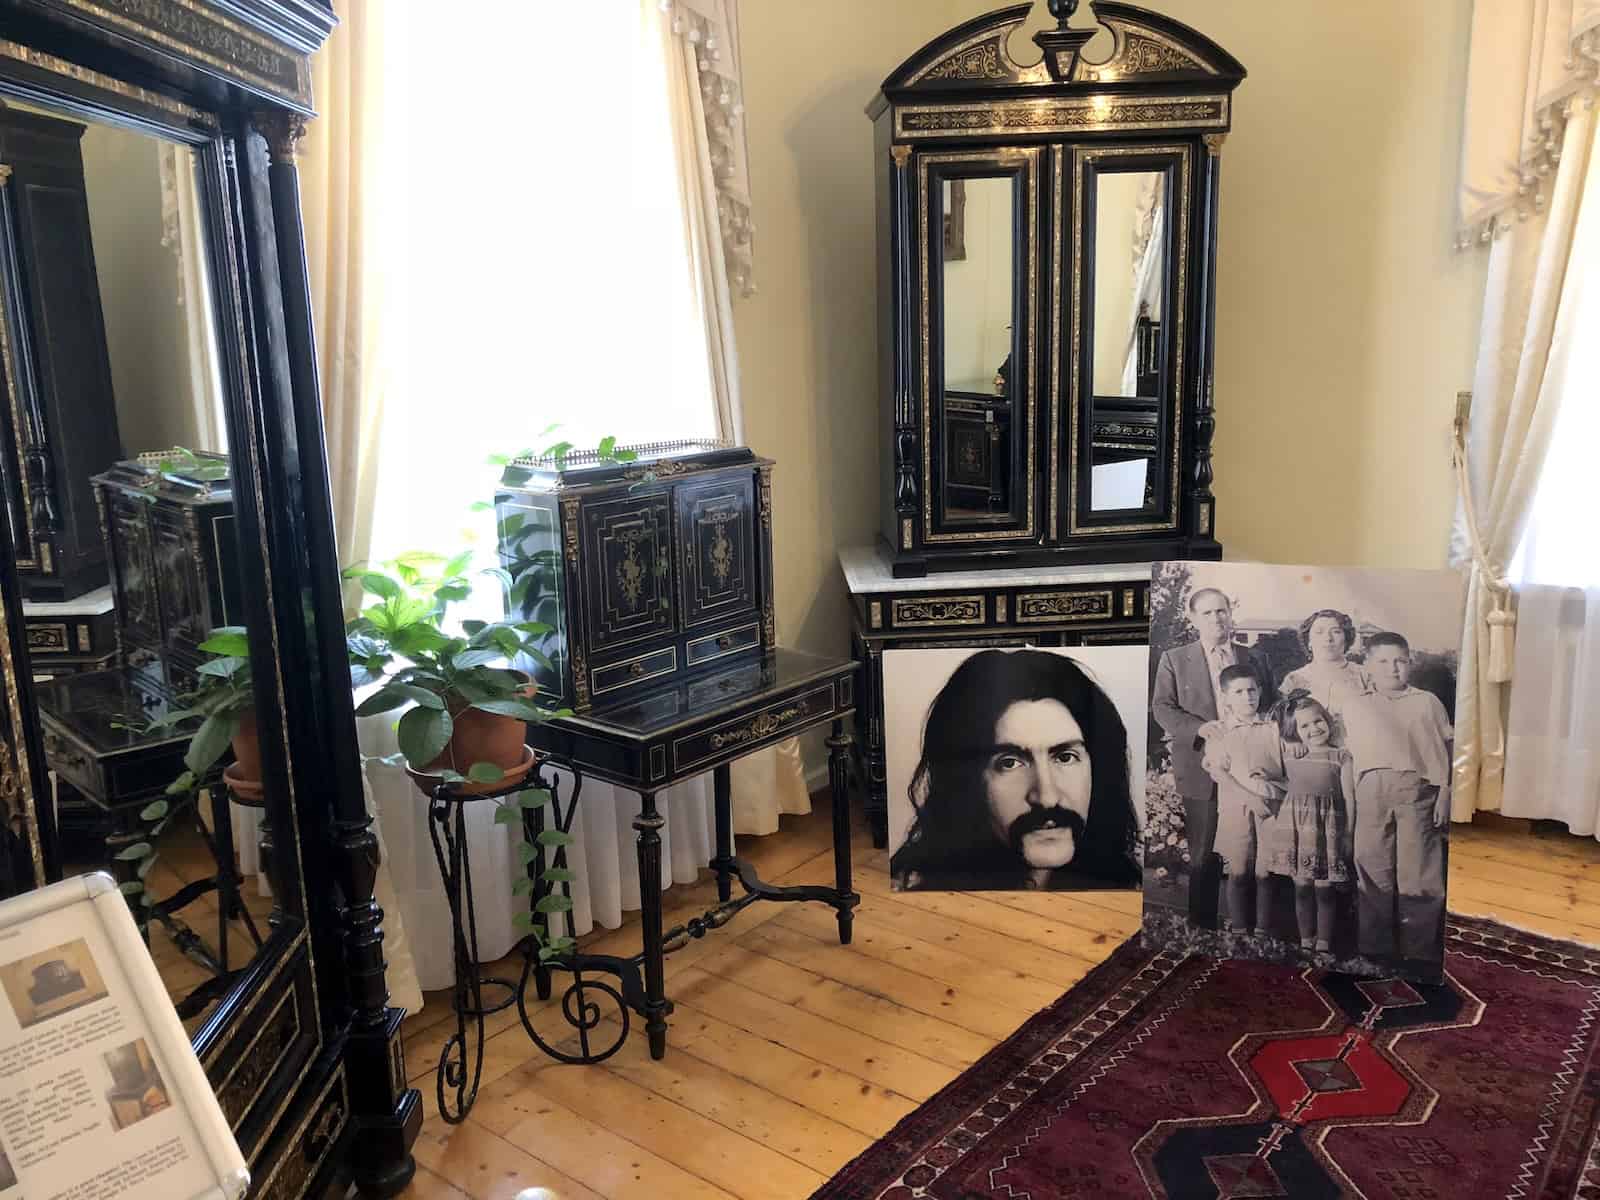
425,648,862,1121
841,544,1154,847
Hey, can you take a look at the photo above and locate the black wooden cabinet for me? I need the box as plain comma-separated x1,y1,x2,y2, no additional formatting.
93,453,241,689
496,441,774,711
0,107,123,601
869,2,1245,576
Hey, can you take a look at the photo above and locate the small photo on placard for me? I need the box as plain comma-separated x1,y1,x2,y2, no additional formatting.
885,645,1147,892
102,1038,173,1132
0,937,110,1029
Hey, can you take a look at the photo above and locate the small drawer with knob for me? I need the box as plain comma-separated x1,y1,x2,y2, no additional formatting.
591,646,678,697
685,622,760,669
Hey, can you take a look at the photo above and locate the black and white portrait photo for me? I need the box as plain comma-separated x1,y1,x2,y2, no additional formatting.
1142,562,1466,982
885,646,1147,893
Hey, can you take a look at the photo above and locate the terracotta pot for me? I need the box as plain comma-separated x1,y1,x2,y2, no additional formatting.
407,743,536,798
230,710,262,783
223,762,265,806
431,704,528,777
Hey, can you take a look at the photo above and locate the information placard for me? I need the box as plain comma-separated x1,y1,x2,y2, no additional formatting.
0,873,247,1200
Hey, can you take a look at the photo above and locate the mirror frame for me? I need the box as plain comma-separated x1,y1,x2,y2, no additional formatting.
1069,143,1192,537
0,6,419,1197
920,147,1041,543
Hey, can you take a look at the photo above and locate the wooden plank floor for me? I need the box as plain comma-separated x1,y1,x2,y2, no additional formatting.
394,797,1600,1200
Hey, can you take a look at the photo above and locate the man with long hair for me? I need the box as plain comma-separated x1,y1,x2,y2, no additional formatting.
890,649,1141,891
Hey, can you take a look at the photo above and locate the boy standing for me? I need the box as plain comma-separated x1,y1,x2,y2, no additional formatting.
1341,632,1452,963
1201,665,1285,936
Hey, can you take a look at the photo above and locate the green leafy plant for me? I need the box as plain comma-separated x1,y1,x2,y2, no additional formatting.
344,550,557,782
149,626,256,796
151,445,229,483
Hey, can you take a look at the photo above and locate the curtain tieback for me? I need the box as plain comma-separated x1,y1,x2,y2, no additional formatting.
1453,409,1516,684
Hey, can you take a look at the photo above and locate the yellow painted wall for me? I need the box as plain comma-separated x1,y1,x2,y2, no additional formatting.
735,0,1486,674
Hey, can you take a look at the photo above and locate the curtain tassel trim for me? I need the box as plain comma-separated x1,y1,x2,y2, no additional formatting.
1453,409,1517,684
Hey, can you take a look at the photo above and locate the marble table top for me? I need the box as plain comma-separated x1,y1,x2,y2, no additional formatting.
838,544,1155,595
22,584,115,616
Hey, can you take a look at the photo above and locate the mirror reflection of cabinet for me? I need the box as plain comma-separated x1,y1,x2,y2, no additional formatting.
870,1,1245,576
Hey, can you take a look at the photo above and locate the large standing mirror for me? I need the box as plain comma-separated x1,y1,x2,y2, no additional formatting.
1087,164,1171,515
0,97,273,1038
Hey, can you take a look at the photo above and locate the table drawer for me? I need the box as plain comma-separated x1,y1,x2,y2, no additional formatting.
591,645,678,698
685,621,760,669
1013,586,1119,624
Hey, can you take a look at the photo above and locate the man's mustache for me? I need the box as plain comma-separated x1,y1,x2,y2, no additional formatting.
1007,806,1087,856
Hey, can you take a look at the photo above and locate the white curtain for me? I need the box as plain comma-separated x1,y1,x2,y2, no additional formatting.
157,144,227,450
1449,2,1600,818
1501,587,1600,831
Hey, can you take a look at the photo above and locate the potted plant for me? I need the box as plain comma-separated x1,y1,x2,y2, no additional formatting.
157,626,262,798
344,550,557,793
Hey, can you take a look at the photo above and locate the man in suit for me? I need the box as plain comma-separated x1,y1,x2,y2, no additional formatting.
1152,587,1277,929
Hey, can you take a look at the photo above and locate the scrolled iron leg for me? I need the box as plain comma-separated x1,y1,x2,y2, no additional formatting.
634,791,669,1059
712,764,734,904
827,719,860,946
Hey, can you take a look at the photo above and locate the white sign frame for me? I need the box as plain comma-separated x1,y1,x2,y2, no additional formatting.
0,873,247,1200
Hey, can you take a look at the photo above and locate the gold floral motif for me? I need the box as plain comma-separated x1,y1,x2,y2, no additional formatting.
1115,34,1202,76
560,498,581,568
762,602,776,647
709,522,733,586
923,39,1007,82
890,145,912,167
571,644,590,708
898,97,1226,139
710,704,807,750
757,465,773,529
891,596,984,628
1016,590,1115,623
616,533,646,610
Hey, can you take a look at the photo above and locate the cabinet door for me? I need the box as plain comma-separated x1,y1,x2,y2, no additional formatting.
151,506,207,663
676,473,757,630
918,148,1042,543
581,492,676,654
106,493,159,653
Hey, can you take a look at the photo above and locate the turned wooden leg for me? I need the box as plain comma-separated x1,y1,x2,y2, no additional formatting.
827,719,857,946
712,764,734,903
634,791,669,1059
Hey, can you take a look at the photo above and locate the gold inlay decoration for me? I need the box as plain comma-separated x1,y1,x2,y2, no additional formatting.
1122,589,1136,618
1016,589,1115,623
762,601,777,647
75,624,91,653
711,704,806,750
1203,133,1227,157
1199,500,1214,535
60,0,311,108
0,165,10,185
560,498,581,568
891,595,984,628
919,148,1039,542
615,530,646,610
255,111,307,163
0,283,33,568
0,38,214,126
896,95,1227,141
708,522,732,586
868,601,883,630
995,594,1008,624
922,38,1006,83
901,518,913,550
1049,148,1063,541
757,464,773,529
890,145,911,167
37,542,52,574
1069,144,1191,536
25,624,68,653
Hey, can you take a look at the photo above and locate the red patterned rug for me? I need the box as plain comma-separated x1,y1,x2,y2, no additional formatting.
812,915,1600,1199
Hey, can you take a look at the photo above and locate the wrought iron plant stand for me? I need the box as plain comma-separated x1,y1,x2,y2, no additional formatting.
427,649,862,1122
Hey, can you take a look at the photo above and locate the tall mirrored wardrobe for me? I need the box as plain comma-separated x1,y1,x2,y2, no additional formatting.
0,4,416,1198
870,0,1246,576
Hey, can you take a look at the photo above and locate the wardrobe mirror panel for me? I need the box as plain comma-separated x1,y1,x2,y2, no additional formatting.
1088,167,1166,514
939,173,1018,523
0,98,277,1039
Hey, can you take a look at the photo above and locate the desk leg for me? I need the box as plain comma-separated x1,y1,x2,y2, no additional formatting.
712,765,733,904
634,791,669,1059
827,719,856,946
